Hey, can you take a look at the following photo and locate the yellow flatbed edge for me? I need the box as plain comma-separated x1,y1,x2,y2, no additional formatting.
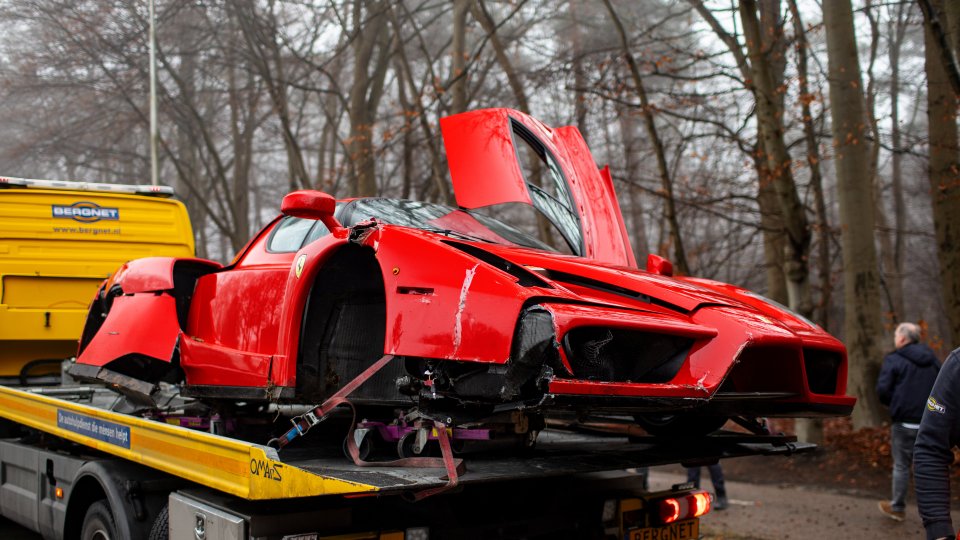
0,385,379,500
0,386,817,504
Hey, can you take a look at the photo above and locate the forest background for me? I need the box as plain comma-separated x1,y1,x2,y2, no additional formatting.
1,0,958,437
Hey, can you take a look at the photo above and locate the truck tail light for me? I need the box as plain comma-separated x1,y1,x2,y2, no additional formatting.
655,490,711,524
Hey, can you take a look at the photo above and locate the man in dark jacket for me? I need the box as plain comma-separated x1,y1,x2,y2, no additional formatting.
876,322,941,521
915,347,960,540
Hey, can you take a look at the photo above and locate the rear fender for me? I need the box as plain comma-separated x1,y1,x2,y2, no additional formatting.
75,293,182,367
271,231,351,387
108,257,222,294
76,258,221,370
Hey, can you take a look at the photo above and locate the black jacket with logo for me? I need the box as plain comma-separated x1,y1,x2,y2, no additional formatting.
916,348,960,540
876,342,941,423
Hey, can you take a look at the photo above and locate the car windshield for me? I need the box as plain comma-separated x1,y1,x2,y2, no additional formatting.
339,198,557,252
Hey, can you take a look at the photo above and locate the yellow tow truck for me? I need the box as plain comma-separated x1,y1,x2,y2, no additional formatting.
0,177,193,383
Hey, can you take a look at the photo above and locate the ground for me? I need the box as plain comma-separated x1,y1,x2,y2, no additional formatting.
703,418,960,498
655,418,960,539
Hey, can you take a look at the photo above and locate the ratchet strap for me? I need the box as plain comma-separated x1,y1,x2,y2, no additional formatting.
268,354,465,500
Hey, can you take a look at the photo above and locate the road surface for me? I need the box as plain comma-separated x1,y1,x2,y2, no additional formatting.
648,467,960,539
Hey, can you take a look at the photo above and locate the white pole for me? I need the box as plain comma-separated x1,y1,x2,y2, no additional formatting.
148,0,159,186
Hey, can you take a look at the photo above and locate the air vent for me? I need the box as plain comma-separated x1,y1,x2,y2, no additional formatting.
562,327,692,383
803,348,842,394
443,241,550,288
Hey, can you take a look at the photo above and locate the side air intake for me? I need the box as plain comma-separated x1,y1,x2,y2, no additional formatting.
561,327,692,383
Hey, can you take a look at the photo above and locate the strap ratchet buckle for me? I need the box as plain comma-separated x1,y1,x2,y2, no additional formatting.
291,410,322,435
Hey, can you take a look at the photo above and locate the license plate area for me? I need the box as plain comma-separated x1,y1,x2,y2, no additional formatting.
628,518,699,540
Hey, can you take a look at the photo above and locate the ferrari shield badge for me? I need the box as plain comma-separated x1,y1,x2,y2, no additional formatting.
295,254,306,278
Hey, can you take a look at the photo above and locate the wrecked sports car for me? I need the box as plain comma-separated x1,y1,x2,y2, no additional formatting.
71,108,855,439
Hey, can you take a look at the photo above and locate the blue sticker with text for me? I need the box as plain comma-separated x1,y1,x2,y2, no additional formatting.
57,410,130,448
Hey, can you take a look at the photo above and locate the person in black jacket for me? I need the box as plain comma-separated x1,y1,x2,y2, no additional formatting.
915,347,960,540
876,322,941,522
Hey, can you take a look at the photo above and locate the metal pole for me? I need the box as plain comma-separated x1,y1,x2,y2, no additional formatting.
148,0,159,186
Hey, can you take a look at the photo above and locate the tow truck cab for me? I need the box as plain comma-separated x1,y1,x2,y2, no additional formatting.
0,177,193,383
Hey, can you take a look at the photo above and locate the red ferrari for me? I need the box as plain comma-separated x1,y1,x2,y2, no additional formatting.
71,108,854,437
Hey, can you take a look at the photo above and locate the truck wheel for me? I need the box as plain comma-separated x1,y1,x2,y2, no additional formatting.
81,500,119,540
397,431,419,458
633,414,728,438
397,431,439,458
148,503,169,540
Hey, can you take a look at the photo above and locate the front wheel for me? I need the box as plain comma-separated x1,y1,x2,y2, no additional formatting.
81,500,119,540
633,414,728,438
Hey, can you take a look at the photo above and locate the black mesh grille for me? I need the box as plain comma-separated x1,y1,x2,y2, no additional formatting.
562,327,692,383
803,348,842,394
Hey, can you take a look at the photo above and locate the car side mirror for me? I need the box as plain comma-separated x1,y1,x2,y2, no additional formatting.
646,254,674,277
281,190,343,232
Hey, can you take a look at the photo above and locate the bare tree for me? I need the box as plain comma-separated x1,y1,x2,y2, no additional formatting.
823,0,886,428
450,0,471,115
921,0,960,349
231,0,310,191
346,0,392,196
739,0,813,317
388,3,451,203
787,0,831,327
602,0,690,275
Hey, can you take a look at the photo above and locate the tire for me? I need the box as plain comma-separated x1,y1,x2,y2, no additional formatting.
633,414,728,438
397,431,419,458
81,500,119,540
397,431,437,458
148,503,169,540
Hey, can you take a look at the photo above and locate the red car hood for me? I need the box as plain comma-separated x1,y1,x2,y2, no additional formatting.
682,276,826,336
468,242,743,313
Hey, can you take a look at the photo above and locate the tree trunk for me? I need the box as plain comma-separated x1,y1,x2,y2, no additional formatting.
823,0,886,428
174,4,203,253
569,0,589,142
861,0,905,324
886,2,911,321
602,0,690,275
389,6,451,204
617,104,650,259
688,0,793,304
347,0,388,197
756,0,789,308
788,0,832,328
232,0,310,192
740,0,813,318
471,0,556,241
450,0,470,115
756,151,788,305
471,0,530,114
923,0,960,349
919,0,960,96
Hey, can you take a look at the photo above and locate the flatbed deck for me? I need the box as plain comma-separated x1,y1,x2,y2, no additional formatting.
0,384,813,501
280,429,810,492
